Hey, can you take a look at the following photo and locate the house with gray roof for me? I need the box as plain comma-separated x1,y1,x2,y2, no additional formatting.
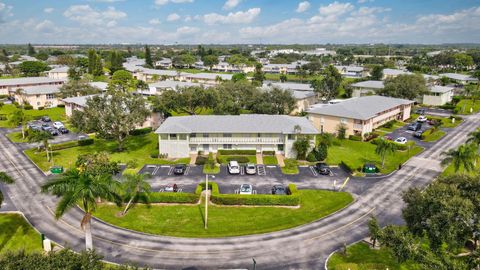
307,95,414,138
422,85,455,106
155,114,319,158
350,80,384,97
262,82,317,113
47,66,69,79
439,73,478,84
335,65,367,78
0,77,65,96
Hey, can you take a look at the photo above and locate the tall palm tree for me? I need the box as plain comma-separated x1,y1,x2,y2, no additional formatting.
8,108,29,139
0,171,14,208
41,169,121,250
467,129,480,147
121,173,151,216
441,144,478,173
375,139,396,168
28,130,53,161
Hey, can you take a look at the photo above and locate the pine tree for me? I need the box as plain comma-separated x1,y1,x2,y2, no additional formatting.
145,45,153,68
27,43,36,56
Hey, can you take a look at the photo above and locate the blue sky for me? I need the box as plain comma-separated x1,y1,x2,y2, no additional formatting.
0,0,480,44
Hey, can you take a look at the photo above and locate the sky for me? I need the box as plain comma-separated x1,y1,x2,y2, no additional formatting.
0,0,480,44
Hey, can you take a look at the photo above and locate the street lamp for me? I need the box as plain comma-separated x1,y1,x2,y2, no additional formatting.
205,174,215,229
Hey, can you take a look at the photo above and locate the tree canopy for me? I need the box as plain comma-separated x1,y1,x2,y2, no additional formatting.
380,74,428,100
18,61,49,76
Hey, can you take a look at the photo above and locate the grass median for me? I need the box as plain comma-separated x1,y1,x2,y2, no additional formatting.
0,104,66,128
93,189,353,238
0,214,42,255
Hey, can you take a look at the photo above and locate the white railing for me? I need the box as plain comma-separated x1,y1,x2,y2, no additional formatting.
189,137,284,144
353,124,363,130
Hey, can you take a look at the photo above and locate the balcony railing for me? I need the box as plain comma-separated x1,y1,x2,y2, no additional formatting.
189,137,284,144
353,124,363,130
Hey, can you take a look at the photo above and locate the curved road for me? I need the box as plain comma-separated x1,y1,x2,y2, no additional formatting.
0,113,478,269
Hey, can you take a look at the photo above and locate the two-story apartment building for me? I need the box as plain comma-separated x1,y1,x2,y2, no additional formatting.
422,85,455,106
0,77,65,95
350,80,384,97
307,96,413,138
47,66,69,79
12,84,62,109
155,58,173,69
263,82,318,114
334,65,367,78
155,115,319,158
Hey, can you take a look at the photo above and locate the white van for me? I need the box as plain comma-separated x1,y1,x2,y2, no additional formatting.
227,161,240,174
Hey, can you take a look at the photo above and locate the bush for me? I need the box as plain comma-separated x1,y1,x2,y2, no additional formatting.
364,132,379,142
207,152,215,169
348,135,362,141
78,138,94,146
394,143,407,151
149,192,199,203
195,155,208,165
381,120,396,129
306,151,317,162
37,106,44,110
225,156,250,164
23,104,33,110
262,151,275,156
439,104,455,110
217,149,256,155
126,159,138,169
130,127,152,136
0,114,7,121
50,140,79,151
57,104,65,108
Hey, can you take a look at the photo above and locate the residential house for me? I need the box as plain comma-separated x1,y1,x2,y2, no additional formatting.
0,77,65,95
155,114,319,158
211,61,255,73
422,85,455,106
183,73,233,84
47,66,69,79
350,80,384,97
334,65,367,78
11,84,62,109
263,82,317,114
439,73,478,85
263,61,306,74
307,95,414,137
382,68,412,79
137,81,207,96
155,58,173,69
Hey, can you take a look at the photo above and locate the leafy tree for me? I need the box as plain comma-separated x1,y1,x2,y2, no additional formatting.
27,130,53,161
67,66,82,81
35,52,49,61
293,136,310,160
454,53,474,70
315,142,328,161
8,108,29,139
310,65,342,101
0,172,14,208
213,80,257,115
252,63,265,86
122,173,151,216
108,50,124,75
157,86,218,115
380,74,428,100
280,74,287,82
336,123,347,139
375,139,397,168
467,129,480,146
58,80,101,98
441,143,478,173
370,65,383,80
41,169,121,250
440,76,450,86
181,53,196,68
75,152,120,176
226,54,251,67
368,216,381,248
144,45,153,68
109,70,134,92
27,43,36,56
18,61,49,76
231,73,246,82
202,55,219,70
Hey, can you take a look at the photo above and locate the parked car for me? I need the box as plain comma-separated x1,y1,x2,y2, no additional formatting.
41,123,50,131
228,161,240,174
52,121,64,129
239,184,253,195
164,184,178,192
407,122,422,131
395,137,408,144
245,163,256,175
315,162,331,175
28,124,40,131
49,128,59,136
417,115,428,122
58,127,69,134
415,108,426,115
271,185,287,195
78,135,88,140
173,164,187,175
383,135,393,141
413,130,425,139
41,116,51,122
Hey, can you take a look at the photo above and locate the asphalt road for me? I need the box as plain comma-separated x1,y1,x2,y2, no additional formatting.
0,113,478,270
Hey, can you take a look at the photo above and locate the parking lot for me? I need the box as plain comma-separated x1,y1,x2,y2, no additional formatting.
25,118,87,145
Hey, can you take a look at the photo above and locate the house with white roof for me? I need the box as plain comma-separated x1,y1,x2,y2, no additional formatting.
155,114,318,158
0,77,65,95
382,68,412,79
47,66,69,79
439,73,478,85
183,73,233,84
263,62,305,74
136,81,208,96
155,58,173,69
422,85,455,106
307,96,414,137
350,80,384,97
335,65,367,78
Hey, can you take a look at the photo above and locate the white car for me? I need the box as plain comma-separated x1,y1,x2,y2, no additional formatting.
53,121,64,129
227,161,240,174
245,163,256,175
417,115,427,122
239,184,253,195
395,137,408,144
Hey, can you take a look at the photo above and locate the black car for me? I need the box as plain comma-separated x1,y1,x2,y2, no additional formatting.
271,185,288,195
58,127,69,134
413,130,424,139
407,122,422,131
43,127,59,136
415,108,426,115
315,162,331,175
28,124,41,131
173,164,187,175
41,116,51,122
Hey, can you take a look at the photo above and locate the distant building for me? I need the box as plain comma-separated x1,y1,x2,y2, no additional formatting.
302,48,336,56
47,66,69,79
0,77,65,96
334,65,367,78
382,68,412,79
307,96,414,137
268,49,299,57
155,58,173,69
350,80,384,97
439,73,478,85
183,73,233,84
137,81,208,96
422,85,455,106
263,82,317,114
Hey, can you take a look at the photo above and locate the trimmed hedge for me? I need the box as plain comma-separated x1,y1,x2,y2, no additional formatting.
149,192,199,204
50,138,94,151
217,149,256,155
225,156,250,164
78,138,94,146
130,127,152,136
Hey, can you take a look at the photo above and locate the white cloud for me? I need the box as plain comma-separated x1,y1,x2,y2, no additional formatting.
296,1,310,13
63,5,127,27
44,7,54,13
155,0,193,6
358,0,374,3
319,1,354,16
88,0,125,2
149,18,161,25
223,0,241,10
167,13,180,21
0,1,13,23
203,8,260,25
184,15,192,22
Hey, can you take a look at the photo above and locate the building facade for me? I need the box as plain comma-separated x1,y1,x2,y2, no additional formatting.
0,77,65,95
422,85,454,106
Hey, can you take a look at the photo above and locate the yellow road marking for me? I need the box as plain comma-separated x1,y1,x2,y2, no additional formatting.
338,177,350,191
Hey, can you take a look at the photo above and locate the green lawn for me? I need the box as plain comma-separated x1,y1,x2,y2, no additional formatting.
203,164,221,174
281,159,299,174
0,214,43,255
24,132,189,172
216,155,257,164
0,104,66,128
327,139,423,174
422,129,446,142
456,99,480,115
93,189,353,237
375,121,405,135
263,155,278,165
328,242,420,270
6,131,28,143
409,113,462,128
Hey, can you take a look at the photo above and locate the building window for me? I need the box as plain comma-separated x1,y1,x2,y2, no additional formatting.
223,144,232,149
179,134,187,140
277,144,284,151
202,133,209,138
169,134,177,140
160,134,168,140
190,133,196,138
223,133,232,137
46,94,55,99
288,134,295,140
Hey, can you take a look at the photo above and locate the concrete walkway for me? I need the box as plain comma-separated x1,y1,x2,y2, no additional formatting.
256,153,263,165
276,153,285,167
189,153,197,165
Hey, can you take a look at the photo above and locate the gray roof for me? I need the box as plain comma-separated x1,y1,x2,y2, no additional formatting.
149,81,206,89
351,80,384,89
155,114,319,134
439,73,478,82
89,82,108,91
383,68,412,76
184,73,233,80
291,90,316,100
307,95,414,120
48,66,69,73
335,65,364,72
62,94,98,107
0,77,65,86
266,82,313,91
17,84,61,95
428,85,454,94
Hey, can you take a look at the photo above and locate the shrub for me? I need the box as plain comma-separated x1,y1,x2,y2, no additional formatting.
217,149,256,155
226,156,250,164
306,151,317,162
57,104,65,108
37,106,44,110
316,143,328,161
195,155,208,165
78,138,94,146
150,150,158,159
23,104,33,110
0,114,7,121
381,120,396,129
394,143,407,151
207,152,215,169
126,159,138,169
364,132,379,142
262,151,275,156
149,192,199,203
439,104,455,110
348,135,362,141
336,123,347,139
50,140,79,151
130,127,152,136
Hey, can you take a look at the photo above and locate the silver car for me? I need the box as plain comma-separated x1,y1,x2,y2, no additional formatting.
245,163,256,175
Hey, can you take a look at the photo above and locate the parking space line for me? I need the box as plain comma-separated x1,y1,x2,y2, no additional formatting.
257,165,266,176
309,166,318,176
152,166,159,175
184,166,190,176
167,167,174,176
240,166,245,175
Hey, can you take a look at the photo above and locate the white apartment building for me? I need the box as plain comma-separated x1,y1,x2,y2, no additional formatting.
47,66,69,79
0,77,65,95
350,80,384,97
155,115,319,158
422,85,455,106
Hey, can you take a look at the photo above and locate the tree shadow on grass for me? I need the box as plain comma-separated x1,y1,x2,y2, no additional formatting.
0,214,37,253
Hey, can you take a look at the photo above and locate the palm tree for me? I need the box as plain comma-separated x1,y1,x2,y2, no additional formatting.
375,139,396,168
8,108,29,139
28,130,54,161
467,129,480,147
441,144,478,173
41,169,121,250
121,173,151,216
0,172,14,208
